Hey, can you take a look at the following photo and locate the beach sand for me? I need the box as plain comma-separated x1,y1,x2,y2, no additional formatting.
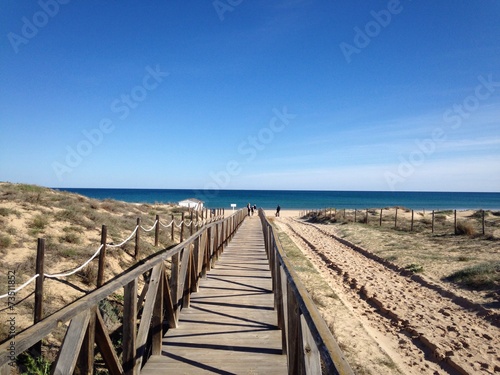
265,209,500,374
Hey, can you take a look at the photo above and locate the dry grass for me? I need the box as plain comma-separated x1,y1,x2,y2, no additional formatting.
303,209,500,304
0,182,186,350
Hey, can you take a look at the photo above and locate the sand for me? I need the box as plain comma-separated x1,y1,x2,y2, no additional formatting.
267,210,500,374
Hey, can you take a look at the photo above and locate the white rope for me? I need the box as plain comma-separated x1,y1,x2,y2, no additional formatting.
140,220,158,232
44,245,103,279
175,221,183,228
184,220,192,227
107,225,139,248
159,219,173,228
0,274,40,299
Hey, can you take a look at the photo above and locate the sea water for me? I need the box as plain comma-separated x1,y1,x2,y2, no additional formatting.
54,188,500,210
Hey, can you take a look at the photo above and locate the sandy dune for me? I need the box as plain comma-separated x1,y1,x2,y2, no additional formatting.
272,213,499,374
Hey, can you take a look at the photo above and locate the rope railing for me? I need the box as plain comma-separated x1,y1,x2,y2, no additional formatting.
159,219,174,228
140,219,158,232
0,209,226,301
0,207,244,374
44,245,104,279
107,225,139,248
0,274,40,299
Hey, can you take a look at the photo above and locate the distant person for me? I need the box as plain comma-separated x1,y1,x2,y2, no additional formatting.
253,204,257,213
251,205,254,215
276,204,281,217
247,203,251,216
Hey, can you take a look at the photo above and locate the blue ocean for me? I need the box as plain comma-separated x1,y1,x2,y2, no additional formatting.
54,188,500,210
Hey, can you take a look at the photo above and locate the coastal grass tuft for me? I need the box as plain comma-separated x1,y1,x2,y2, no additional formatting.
445,261,500,290
455,221,476,236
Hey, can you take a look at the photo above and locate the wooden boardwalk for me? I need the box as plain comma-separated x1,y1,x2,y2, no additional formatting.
141,216,287,375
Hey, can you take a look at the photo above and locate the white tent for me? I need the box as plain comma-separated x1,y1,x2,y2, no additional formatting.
178,198,204,211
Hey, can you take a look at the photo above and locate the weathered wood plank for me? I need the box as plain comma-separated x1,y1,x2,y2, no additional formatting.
95,309,124,375
52,309,91,375
134,264,162,372
140,217,287,375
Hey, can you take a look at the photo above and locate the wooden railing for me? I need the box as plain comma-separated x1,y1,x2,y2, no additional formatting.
259,209,354,375
0,209,246,375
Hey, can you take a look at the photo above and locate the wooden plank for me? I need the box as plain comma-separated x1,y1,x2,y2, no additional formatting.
141,217,287,375
301,314,322,375
163,271,177,329
123,278,137,375
52,309,91,375
152,267,164,355
134,263,162,372
77,305,96,374
95,309,124,375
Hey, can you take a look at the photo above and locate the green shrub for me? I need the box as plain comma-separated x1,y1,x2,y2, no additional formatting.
59,232,81,244
405,263,424,273
0,235,12,249
0,207,11,216
18,352,51,375
446,262,500,290
78,264,97,285
30,214,48,230
456,221,476,236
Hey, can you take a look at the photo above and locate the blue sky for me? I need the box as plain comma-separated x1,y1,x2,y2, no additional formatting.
1,1,499,191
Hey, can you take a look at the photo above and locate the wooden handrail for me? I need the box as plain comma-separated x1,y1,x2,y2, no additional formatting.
258,209,354,375
0,209,246,374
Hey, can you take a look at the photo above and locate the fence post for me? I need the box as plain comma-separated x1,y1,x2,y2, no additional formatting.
394,208,398,229
154,214,160,247
180,212,185,242
33,238,45,355
432,210,435,233
190,210,193,237
482,210,485,235
411,210,414,232
379,209,383,226
135,218,140,259
365,209,368,224
97,225,107,287
354,209,357,223
454,210,457,235
171,214,174,241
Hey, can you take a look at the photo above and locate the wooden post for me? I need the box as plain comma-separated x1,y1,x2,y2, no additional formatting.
432,210,435,233
171,214,174,241
33,238,45,355
180,212,185,242
190,210,193,237
454,210,457,235
482,210,485,235
97,225,107,288
365,209,368,224
123,279,137,374
152,268,164,355
354,209,357,223
135,218,140,259
394,208,398,229
411,210,414,232
154,214,160,247
379,209,383,226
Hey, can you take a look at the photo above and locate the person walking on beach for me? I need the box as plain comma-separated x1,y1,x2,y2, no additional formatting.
276,204,281,217
247,203,251,216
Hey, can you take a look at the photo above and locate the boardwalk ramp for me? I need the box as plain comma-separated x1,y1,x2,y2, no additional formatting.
141,216,287,374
